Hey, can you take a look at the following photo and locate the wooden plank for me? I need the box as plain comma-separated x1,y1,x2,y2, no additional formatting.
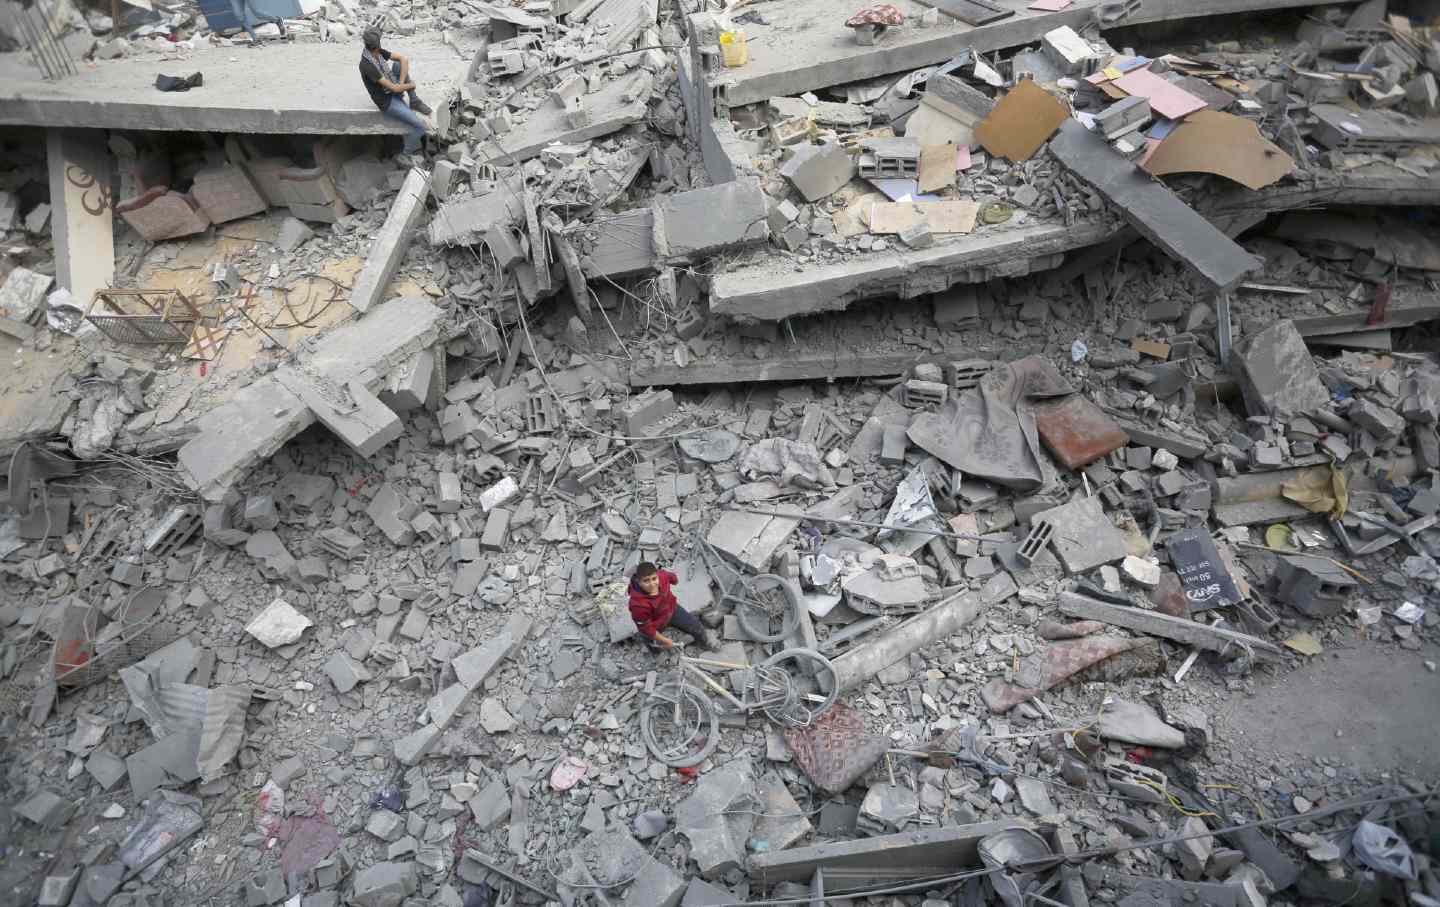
1057,591,1285,658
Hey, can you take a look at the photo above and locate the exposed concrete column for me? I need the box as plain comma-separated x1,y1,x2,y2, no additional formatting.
46,128,115,306
830,589,989,692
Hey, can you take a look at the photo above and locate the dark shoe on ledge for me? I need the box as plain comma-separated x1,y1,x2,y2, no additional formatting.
410,97,433,116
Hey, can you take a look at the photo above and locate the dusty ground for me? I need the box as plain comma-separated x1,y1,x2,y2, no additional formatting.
1215,642,1440,778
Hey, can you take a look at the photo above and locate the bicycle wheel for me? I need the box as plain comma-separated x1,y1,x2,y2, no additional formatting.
733,574,801,643
760,648,838,728
639,680,719,768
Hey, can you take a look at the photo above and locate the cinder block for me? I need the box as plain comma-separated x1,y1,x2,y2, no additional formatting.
619,390,676,436
437,471,463,513
779,142,855,202
481,508,511,550
379,350,435,412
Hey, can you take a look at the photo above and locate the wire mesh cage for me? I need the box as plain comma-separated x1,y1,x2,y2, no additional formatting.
86,289,201,344
54,613,179,689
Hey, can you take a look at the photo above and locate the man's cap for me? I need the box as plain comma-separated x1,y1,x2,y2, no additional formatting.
362,26,382,48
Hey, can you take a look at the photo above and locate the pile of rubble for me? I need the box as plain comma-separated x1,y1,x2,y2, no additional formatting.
3,0,1440,903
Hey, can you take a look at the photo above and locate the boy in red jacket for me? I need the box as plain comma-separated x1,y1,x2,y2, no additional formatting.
628,562,716,650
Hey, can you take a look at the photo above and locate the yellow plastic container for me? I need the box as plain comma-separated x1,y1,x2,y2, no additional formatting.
719,30,748,67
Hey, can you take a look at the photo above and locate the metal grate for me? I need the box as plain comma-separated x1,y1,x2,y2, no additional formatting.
55,614,179,689
86,289,201,344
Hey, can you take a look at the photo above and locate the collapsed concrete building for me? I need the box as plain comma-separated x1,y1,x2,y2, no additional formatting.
1,0,1440,903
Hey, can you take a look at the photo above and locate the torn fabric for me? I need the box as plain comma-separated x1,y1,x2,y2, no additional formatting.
1281,464,1348,517
907,356,1073,491
979,635,1153,713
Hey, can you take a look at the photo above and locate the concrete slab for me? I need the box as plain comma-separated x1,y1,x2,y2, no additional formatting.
0,38,468,134
708,0,1333,107
350,168,431,313
706,170,1440,322
1048,119,1260,292
474,73,650,165
177,295,442,499
657,178,770,260
1031,495,1129,574
1238,319,1330,418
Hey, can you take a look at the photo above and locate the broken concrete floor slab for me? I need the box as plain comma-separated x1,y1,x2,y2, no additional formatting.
1048,119,1261,292
177,295,443,500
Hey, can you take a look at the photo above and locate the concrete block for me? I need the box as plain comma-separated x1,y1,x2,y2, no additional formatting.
469,777,510,829
22,202,49,235
0,267,53,323
378,350,435,412
0,191,18,231
191,164,268,224
38,868,80,906
452,613,533,690
350,167,431,313
275,216,314,253
289,200,347,223
657,178,770,259
337,156,390,208
619,389,676,435
480,508,511,550
431,160,461,201
247,867,287,905
394,724,440,766
1031,496,1128,574
779,142,855,201
17,789,73,827
367,483,418,546
478,476,518,512
351,861,418,907
279,166,342,205
574,826,686,907
243,494,278,530
281,373,402,458
1239,320,1330,418
1348,398,1405,440
675,762,756,878
116,189,211,241
898,221,933,249
437,471,462,512
324,651,372,692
